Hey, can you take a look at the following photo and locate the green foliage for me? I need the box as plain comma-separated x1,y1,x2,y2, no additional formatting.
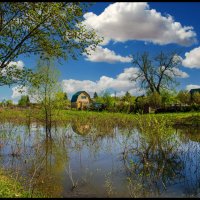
192,92,200,105
63,92,68,100
160,89,177,106
122,91,132,102
28,58,63,137
124,115,182,196
135,96,149,113
0,2,101,86
0,169,45,198
54,92,70,110
177,90,191,105
93,92,136,113
93,92,98,99
147,92,162,108
0,65,32,87
18,95,30,107
1,99,14,107
102,92,115,110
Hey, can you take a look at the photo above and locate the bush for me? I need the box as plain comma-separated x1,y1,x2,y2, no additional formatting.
155,104,200,113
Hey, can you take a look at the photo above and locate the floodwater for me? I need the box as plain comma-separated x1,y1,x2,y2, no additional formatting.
0,121,200,197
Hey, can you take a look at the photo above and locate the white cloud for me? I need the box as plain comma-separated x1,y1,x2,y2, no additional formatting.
11,85,27,99
11,85,40,103
182,47,200,68
84,45,132,63
62,67,144,97
165,67,189,78
186,84,200,91
61,79,97,94
7,61,24,70
82,2,197,46
1,60,24,76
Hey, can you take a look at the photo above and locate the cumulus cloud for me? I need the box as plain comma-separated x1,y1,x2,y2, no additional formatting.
62,65,189,98
182,47,200,68
165,67,189,78
1,60,24,76
82,2,197,46
62,67,144,97
11,85,27,99
11,85,39,103
8,61,24,69
186,84,200,91
84,45,132,63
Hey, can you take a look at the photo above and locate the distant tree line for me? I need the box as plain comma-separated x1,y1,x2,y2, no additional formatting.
1,89,200,113
90,89,200,113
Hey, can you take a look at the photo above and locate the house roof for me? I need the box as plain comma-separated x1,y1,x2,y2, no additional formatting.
190,88,200,95
71,91,90,102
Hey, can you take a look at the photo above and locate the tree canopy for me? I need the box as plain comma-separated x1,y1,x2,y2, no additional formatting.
0,2,101,86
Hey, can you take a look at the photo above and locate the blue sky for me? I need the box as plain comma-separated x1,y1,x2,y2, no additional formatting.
2,2,200,102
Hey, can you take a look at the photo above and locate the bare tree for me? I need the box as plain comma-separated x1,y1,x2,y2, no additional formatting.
131,51,182,94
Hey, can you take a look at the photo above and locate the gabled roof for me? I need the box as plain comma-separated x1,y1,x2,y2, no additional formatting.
71,91,90,102
190,88,200,95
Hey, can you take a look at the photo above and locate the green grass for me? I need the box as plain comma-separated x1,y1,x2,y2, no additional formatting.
0,169,45,198
0,108,200,127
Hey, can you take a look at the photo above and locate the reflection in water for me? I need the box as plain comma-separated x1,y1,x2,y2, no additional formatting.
121,127,184,197
1,121,200,197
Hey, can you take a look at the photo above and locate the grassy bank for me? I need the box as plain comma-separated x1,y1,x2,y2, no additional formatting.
0,108,200,127
0,169,45,198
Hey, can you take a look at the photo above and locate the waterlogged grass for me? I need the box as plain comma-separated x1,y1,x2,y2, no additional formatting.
0,169,45,198
0,108,200,127
0,109,200,197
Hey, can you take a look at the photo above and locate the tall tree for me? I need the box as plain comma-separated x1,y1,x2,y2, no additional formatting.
0,2,101,86
131,51,182,94
28,58,61,138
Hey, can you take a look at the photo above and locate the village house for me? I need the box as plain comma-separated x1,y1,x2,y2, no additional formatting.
71,91,92,110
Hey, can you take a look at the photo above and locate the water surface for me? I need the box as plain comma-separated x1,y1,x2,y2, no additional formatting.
0,122,200,197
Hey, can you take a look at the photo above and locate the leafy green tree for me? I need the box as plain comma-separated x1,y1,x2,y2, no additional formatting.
176,90,191,105
5,100,13,107
135,96,149,113
122,91,131,102
102,92,115,111
120,92,136,113
18,95,30,107
147,92,162,109
1,99,6,107
0,2,101,86
28,58,62,138
160,89,177,106
192,92,200,105
54,92,70,110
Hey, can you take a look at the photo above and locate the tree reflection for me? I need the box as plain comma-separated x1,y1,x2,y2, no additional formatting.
121,116,184,197
20,131,69,197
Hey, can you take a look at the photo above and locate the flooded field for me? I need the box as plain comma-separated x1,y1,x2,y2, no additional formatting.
1,120,200,197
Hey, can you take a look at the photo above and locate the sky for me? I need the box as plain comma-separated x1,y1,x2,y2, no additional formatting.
1,2,200,103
